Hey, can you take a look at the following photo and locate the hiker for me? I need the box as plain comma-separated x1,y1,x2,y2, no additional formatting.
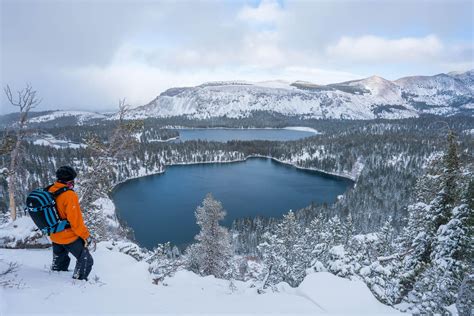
48,166,94,280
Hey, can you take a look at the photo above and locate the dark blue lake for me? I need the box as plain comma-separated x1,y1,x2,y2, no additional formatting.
175,128,317,142
112,158,353,249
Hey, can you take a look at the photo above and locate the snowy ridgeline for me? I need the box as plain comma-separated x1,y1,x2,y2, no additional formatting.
0,243,402,315
9,70,473,126
124,70,474,120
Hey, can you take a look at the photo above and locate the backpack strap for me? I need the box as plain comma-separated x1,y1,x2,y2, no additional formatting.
51,186,71,198
44,184,71,197
45,185,72,229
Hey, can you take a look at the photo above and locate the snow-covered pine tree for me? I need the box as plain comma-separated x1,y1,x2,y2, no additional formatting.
343,213,355,245
258,210,307,287
397,202,434,305
304,213,325,267
377,217,396,256
258,231,281,289
413,159,443,204
186,193,232,278
356,219,402,306
148,242,181,283
276,210,307,286
397,130,472,313
456,272,474,316
428,172,473,312
321,215,344,249
427,202,472,312
431,130,461,230
301,214,347,273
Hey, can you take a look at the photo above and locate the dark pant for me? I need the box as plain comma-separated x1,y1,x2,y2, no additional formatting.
52,238,94,280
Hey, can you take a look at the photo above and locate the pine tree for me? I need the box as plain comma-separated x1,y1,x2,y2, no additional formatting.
186,193,232,278
377,217,395,256
304,213,325,266
413,155,444,204
343,213,355,245
321,215,344,248
277,211,307,286
148,242,180,283
397,131,472,313
456,272,474,316
432,130,460,229
258,210,307,287
258,231,282,288
428,201,473,312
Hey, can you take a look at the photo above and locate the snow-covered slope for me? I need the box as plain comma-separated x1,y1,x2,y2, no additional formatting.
448,70,474,90
0,245,402,315
343,75,403,102
28,110,106,125
125,80,414,120
395,72,474,115
125,70,473,120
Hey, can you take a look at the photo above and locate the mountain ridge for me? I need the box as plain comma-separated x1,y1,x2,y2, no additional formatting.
2,70,472,125
127,69,473,120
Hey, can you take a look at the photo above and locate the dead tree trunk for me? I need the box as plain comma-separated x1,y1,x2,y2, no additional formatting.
4,84,40,220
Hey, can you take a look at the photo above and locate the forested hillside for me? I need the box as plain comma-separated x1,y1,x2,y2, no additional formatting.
1,115,472,314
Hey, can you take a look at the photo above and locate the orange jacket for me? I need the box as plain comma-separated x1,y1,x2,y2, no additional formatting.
48,181,90,245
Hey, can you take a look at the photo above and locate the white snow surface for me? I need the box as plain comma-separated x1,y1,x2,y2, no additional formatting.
30,134,86,149
283,126,320,134
297,272,400,315
124,81,416,120
28,111,106,124
0,217,49,248
0,245,403,315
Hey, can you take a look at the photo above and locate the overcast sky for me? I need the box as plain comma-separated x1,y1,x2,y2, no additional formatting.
1,0,473,114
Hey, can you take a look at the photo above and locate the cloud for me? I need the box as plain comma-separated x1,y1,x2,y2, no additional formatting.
1,0,473,114
1,0,147,69
326,35,444,63
237,0,283,24
59,60,363,112
115,29,288,70
281,66,361,84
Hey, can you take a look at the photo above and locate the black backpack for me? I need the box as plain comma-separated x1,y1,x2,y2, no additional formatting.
25,185,71,236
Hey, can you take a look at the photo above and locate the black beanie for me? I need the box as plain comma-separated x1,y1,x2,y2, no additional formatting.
56,166,77,182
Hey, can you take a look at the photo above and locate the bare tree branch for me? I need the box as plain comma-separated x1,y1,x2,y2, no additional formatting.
0,261,19,277
77,98,143,240
3,84,41,220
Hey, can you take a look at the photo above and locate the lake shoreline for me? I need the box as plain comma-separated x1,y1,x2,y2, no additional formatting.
112,157,354,248
112,155,356,191
109,156,356,236
162,126,321,135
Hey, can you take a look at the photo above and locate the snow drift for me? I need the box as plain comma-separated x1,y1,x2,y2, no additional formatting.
0,244,402,315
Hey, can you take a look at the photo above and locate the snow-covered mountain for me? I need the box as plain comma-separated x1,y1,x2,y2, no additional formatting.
3,70,472,126
126,70,474,120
